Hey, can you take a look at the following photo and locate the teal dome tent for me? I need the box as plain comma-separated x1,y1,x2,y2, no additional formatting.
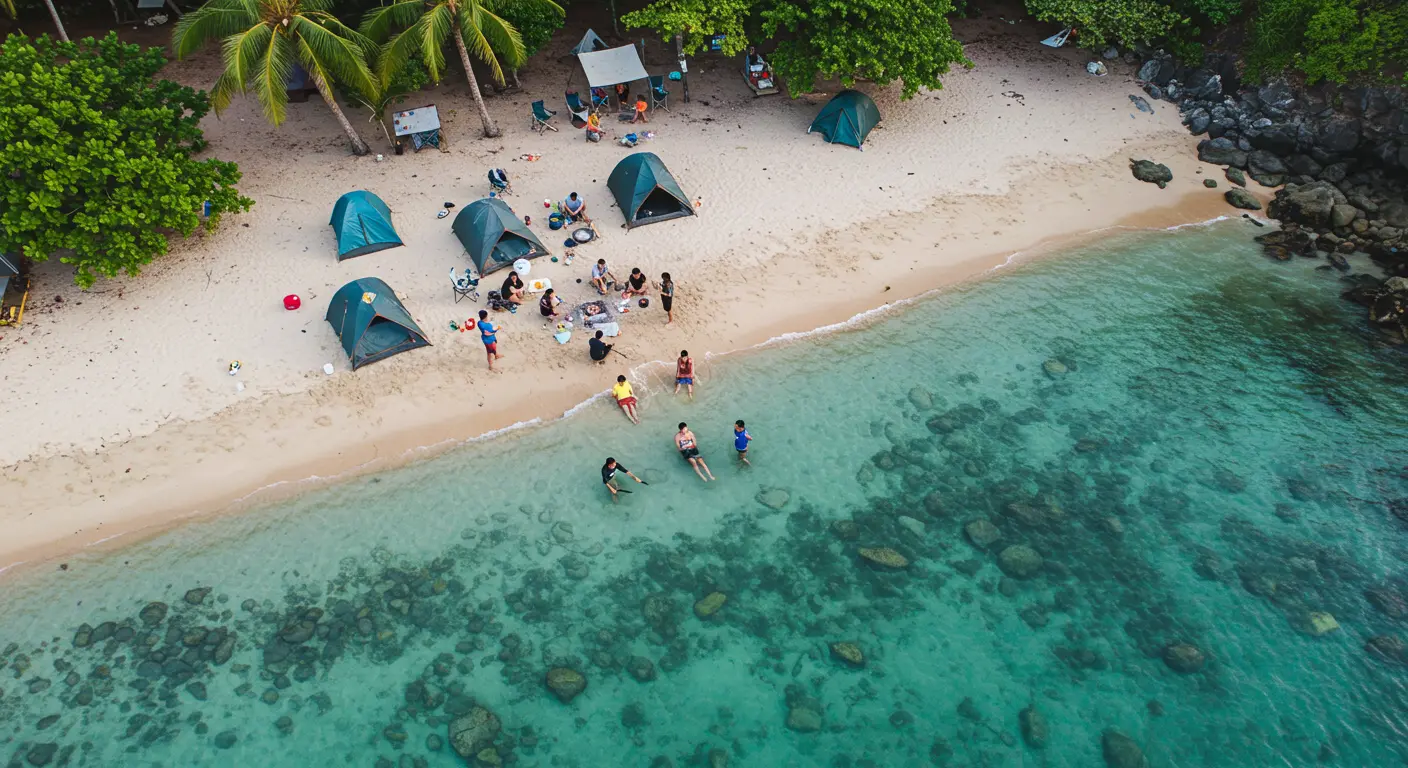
606,152,695,229
330,191,403,260
325,278,430,369
451,198,549,276
808,90,881,149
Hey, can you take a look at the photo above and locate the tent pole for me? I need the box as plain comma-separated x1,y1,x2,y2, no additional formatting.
675,34,689,104
608,0,618,36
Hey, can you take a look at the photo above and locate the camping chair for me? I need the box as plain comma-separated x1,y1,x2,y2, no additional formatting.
565,92,591,128
531,101,558,133
488,168,512,196
591,88,610,110
450,268,480,304
649,76,670,112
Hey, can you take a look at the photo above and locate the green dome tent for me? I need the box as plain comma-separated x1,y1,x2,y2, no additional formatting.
808,90,881,149
330,191,403,260
451,198,549,276
607,153,695,230
325,277,430,370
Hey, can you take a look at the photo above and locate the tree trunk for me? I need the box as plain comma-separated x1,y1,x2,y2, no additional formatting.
43,0,68,41
453,25,500,138
311,74,371,156
510,69,520,89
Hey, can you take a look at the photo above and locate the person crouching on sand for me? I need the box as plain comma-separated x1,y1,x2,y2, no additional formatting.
613,375,640,424
624,268,649,298
675,422,714,482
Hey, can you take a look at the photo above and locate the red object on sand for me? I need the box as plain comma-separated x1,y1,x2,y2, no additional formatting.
283,294,301,311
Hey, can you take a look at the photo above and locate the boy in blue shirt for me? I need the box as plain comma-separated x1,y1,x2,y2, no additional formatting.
733,420,752,466
476,309,502,372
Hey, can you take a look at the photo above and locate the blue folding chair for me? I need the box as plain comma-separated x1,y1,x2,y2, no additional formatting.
531,100,558,133
649,75,670,112
564,91,591,128
590,87,610,110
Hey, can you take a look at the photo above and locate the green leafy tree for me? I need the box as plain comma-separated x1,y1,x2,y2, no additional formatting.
361,0,560,139
488,0,568,85
762,0,970,99
1249,0,1408,83
1024,0,1183,49
621,0,751,56
172,0,379,156
0,33,252,287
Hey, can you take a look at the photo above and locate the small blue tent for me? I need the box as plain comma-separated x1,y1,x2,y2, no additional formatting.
330,191,403,261
808,90,881,149
606,153,695,229
325,277,430,369
451,198,549,276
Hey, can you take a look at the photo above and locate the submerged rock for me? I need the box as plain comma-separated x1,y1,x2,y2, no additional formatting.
1019,706,1049,749
1162,642,1206,673
545,667,587,703
997,545,1044,579
829,642,865,668
693,592,727,619
449,706,501,758
627,656,657,682
964,519,1002,549
1102,729,1148,768
1130,159,1173,188
897,515,926,537
25,743,57,766
786,706,822,733
756,488,790,510
1042,359,1068,378
184,587,211,606
858,547,909,569
214,731,238,749
831,520,859,540
1365,635,1407,665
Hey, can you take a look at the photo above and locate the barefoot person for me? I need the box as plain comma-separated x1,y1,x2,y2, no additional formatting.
613,374,640,424
675,422,715,482
624,268,648,298
589,330,613,364
674,350,695,399
733,420,753,466
591,259,615,295
659,272,675,325
601,457,643,501
476,310,502,371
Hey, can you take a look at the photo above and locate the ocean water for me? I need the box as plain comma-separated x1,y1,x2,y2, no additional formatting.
4,220,1408,768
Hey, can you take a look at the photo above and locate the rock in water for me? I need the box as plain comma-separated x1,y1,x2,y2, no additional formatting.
964,519,1002,549
1130,160,1172,188
908,386,934,410
858,547,909,569
1225,188,1261,211
214,731,238,750
830,642,865,668
693,592,727,618
1302,611,1340,636
756,488,790,510
1019,706,1049,749
997,545,1044,579
545,667,587,703
786,707,822,732
449,706,502,757
1102,729,1148,768
139,602,168,626
1162,642,1206,673
25,743,57,766
897,516,926,537
184,587,211,606
628,656,657,682
1365,635,1407,665
1042,359,1067,377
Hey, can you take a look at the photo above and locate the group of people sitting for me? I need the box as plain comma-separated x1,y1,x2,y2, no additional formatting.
583,85,649,140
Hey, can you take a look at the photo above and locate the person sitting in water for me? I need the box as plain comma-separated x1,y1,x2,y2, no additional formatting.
538,288,563,319
623,267,649,298
613,374,640,425
675,422,715,482
500,271,526,306
589,330,613,364
562,192,591,223
590,258,615,295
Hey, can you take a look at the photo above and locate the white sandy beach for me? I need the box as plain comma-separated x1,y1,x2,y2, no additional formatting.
0,13,1264,572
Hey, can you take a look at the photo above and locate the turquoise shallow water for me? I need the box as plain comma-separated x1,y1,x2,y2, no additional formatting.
4,220,1408,768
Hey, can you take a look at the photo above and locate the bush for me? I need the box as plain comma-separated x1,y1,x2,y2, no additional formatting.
1249,0,1408,84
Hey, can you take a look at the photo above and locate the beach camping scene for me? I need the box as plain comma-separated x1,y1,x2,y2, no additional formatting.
3,1,1408,766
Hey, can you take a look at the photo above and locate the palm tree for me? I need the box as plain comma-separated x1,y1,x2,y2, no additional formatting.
173,0,378,155
362,0,555,139
42,0,68,41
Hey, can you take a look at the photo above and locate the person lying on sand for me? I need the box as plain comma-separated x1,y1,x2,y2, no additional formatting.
613,375,640,424
675,423,715,482
591,259,615,295
601,457,643,501
624,268,649,298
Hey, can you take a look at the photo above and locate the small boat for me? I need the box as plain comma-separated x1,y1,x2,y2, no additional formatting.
744,53,780,97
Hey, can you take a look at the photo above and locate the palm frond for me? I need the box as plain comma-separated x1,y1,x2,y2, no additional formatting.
292,13,378,101
418,3,454,81
475,7,525,71
210,68,241,114
0,0,17,21
457,5,504,84
171,0,256,59
309,10,382,65
359,0,429,42
252,28,296,125
219,21,274,92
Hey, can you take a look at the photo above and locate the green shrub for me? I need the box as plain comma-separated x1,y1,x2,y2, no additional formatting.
1249,0,1408,84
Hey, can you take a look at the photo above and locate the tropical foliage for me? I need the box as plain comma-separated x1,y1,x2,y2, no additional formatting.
623,0,970,98
1248,0,1408,84
1023,0,1185,49
173,0,379,155
0,33,252,287
360,0,561,138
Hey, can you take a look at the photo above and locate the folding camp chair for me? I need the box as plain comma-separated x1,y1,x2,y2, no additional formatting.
649,76,670,112
450,268,480,304
531,100,558,133
590,88,610,110
564,92,591,129
488,168,512,196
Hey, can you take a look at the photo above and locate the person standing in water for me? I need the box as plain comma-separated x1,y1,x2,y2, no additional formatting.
659,272,675,325
675,423,715,482
733,420,753,466
613,375,640,424
601,457,643,501
674,350,695,399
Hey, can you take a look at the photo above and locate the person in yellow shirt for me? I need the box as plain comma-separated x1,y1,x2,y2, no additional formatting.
612,375,640,424
586,112,603,140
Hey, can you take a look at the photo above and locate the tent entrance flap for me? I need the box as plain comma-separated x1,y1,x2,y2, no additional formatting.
360,318,419,360
636,188,691,225
578,45,650,88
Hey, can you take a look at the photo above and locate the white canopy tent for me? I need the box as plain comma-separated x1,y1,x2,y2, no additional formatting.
577,45,650,89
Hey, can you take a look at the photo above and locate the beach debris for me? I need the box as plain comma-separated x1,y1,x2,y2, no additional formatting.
964,519,1003,549
1086,61,1107,76
693,592,727,618
545,667,587,703
1102,729,1149,768
322,363,335,375
1225,188,1262,210
283,294,301,310
227,361,241,376
997,545,1044,579
1162,641,1207,673
756,488,790,510
858,546,909,569
829,641,865,668
1128,95,1153,114
449,706,501,757
1129,159,1173,189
